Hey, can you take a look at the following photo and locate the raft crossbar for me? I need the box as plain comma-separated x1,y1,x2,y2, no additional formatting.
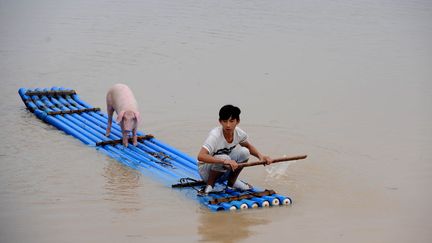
96,134,155,146
209,189,276,204
47,108,101,115
171,180,207,188
25,90,77,96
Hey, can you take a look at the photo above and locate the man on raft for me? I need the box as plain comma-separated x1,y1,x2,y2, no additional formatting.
197,104,273,194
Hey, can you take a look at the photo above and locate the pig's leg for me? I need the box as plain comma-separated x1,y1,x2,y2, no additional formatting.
132,127,138,146
122,129,129,147
106,104,114,137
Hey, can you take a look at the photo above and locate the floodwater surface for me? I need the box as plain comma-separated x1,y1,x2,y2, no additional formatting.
0,0,431,242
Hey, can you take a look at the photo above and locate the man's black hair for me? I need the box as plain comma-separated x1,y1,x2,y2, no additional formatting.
219,104,241,121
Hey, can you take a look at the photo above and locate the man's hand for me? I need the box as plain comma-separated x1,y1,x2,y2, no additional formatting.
260,155,273,165
224,159,239,171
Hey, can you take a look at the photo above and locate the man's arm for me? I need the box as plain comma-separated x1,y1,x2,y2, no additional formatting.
197,147,239,170
240,141,273,164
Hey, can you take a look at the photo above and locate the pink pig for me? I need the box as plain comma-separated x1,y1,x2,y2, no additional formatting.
105,84,141,147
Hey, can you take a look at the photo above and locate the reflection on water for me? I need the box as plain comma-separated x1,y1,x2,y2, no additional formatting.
198,211,270,243
103,160,142,214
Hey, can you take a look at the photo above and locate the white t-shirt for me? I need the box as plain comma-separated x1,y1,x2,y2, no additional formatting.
202,126,248,156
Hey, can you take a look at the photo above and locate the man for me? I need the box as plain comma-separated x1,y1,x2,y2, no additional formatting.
197,104,273,194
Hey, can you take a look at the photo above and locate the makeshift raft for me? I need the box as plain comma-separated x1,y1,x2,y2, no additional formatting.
18,87,292,211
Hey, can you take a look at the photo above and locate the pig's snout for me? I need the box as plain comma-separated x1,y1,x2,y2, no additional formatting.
121,111,138,131
117,111,140,147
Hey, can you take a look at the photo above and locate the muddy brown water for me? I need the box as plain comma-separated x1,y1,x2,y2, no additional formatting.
1,1,431,242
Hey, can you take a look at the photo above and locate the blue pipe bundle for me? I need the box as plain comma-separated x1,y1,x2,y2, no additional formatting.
18,87,292,211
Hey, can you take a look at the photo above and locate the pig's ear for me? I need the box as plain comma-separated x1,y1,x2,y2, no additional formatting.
116,111,125,123
134,112,142,124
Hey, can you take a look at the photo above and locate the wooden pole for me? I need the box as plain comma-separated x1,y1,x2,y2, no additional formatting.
236,155,307,169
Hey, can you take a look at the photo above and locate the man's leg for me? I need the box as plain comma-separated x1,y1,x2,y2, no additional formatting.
227,167,243,187
227,146,251,189
198,154,230,193
207,170,225,187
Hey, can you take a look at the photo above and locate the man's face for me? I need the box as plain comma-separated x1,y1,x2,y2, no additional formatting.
219,118,239,133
